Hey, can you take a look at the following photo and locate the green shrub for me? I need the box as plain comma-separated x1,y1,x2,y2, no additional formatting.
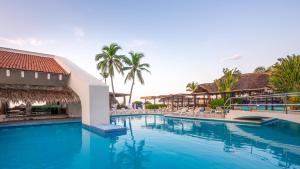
232,98,243,104
210,98,225,109
145,104,167,109
133,101,143,105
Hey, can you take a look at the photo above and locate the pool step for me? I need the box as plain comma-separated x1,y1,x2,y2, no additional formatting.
82,124,127,137
261,118,280,125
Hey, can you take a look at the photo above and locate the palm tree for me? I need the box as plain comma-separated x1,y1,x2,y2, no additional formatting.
270,54,300,92
215,68,240,92
186,81,198,93
253,66,266,73
123,52,151,104
100,72,109,84
95,43,124,99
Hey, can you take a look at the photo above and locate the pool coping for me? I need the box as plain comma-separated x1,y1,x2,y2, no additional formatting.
0,119,81,128
0,113,261,129
163,115,261,125
111,114,261,125
111,113,162,117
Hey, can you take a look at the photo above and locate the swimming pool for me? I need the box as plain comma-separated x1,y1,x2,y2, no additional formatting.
0,115,299,169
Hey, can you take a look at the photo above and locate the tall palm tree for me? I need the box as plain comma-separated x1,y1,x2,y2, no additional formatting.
123,52,151,104
215,68,240,92
270,54,300,92
95,43,124,100
186,81,199,93
100,72,109,84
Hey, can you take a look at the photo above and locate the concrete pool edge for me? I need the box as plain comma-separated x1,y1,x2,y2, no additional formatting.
111,114,262,125
82,123,127,137
0,119,81,128
0,114,261,129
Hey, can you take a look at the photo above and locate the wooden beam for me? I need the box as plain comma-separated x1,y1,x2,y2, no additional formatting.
193,95,196,109
172,96,174,111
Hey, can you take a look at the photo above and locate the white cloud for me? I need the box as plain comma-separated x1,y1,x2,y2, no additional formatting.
221,54,242,62
126,40,154,49
73,26,85,38
0,37,52,46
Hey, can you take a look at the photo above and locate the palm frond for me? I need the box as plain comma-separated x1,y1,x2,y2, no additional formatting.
139,63,150,68
95,53,107,61
136,70,145,85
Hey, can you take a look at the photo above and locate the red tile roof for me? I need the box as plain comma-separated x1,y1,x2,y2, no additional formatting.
0,48,68,75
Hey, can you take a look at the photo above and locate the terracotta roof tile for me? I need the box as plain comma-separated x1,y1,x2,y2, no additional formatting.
0,48,68,75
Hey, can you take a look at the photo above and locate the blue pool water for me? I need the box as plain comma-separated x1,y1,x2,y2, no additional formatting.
0,115,300,169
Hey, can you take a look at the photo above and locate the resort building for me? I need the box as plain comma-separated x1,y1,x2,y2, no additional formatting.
0,47,109,126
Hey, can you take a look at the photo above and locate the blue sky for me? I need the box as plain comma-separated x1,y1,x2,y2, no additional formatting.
0,0,300,101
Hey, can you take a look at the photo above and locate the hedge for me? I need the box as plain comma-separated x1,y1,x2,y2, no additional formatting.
145,104,167,109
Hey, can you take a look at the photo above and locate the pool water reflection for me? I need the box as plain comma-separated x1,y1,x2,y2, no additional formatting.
0,115,299,169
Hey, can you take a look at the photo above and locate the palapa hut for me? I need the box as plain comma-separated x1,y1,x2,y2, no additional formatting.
0,47,110,126
109,92,130,108
141,73,272,110
193,73,272,96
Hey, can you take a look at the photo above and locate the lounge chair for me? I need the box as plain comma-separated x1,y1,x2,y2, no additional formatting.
169,108,184,116
178,108,189,116
194,107,204,117
203,107,212,118
181,108,193,117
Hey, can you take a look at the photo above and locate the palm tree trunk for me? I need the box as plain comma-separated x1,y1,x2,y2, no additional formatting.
128,76,135,105
110,75,116,100
104,78,107,84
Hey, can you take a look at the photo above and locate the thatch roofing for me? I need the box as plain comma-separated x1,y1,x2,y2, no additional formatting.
193,73,270,94
0,84,80,104
141,73,270,100
193,83,218,93
232,73,269,91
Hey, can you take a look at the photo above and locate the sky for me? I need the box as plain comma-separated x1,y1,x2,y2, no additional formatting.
0,0,300,102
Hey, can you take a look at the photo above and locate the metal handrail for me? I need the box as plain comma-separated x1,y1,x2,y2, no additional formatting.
232,103,300,106
224,92,300,114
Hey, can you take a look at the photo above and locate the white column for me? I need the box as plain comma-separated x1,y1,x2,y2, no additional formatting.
54,56,110,125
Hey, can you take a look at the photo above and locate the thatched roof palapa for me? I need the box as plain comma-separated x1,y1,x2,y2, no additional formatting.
193,83,218,93
0,84,80,104
193,73,270,94
232,73,269,91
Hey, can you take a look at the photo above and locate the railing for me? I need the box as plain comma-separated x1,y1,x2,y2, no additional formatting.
224,92,300,114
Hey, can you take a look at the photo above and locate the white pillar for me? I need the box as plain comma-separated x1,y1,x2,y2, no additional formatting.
54,56,110,126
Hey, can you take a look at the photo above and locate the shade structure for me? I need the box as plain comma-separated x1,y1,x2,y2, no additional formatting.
0,84,80,104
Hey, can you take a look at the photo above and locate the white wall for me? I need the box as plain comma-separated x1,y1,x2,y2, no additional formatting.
54,56,110,125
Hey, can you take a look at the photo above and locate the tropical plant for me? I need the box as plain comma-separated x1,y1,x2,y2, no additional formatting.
100,72,109,84
254,66,266,73
215,68,241,92
123,52,151,104
269,55,300,92
133,101,143,105
95,43,125,99
210,98,225,109
186,81,199,92
145,104,167,109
